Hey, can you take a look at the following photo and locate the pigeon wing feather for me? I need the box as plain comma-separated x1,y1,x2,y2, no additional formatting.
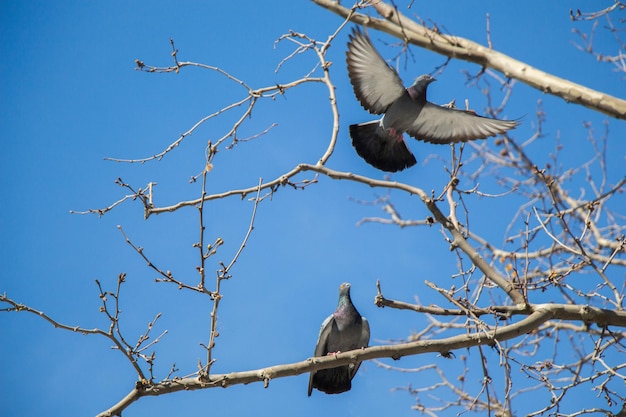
407,102,519,144
313,314,335,357
308,314,335,396
346,28,406,115
348,317,371,379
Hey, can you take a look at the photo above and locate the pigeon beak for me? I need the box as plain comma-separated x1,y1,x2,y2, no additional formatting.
413,75,436,86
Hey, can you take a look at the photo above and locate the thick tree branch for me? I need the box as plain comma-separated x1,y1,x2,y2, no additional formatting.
312,0,626,120
96,303,626,417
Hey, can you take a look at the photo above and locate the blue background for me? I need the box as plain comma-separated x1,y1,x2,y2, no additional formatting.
1,1,624,416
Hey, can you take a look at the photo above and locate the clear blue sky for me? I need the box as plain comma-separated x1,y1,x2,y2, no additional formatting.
1,1,624,416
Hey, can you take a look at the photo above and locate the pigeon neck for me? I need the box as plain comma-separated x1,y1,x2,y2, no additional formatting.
336,294,359,319
338,293,352,309
407,84,428,102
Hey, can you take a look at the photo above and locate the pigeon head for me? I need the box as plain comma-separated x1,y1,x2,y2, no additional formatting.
407,75,436,100
338,282,352,304
413,74,436,86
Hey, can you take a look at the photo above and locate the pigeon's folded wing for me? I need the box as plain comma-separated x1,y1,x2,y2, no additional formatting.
346,28,406,115
313,315,334,357
308,314,336,396
359,317,370,348
348,317,371,379
407,102,519,144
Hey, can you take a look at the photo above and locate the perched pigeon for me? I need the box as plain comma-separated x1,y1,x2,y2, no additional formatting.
308,282,370,396
346,27,519,172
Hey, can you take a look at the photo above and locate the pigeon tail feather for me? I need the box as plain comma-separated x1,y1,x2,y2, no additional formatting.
310,366,352,395
349,122,417,172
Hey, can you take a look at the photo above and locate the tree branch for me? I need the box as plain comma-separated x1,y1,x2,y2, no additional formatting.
311,0,626,120
301,164,528,305
96,302,626,416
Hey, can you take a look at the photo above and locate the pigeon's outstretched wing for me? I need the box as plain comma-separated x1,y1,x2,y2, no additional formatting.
407,102,519,144
346,28,406,114
345,26,519,172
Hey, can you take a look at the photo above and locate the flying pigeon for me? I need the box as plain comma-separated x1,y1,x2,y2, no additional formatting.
308,282,370,396
346,27,519,172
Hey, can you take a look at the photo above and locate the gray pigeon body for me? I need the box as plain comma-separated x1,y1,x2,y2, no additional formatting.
308,282,370,396
346,27,519,172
